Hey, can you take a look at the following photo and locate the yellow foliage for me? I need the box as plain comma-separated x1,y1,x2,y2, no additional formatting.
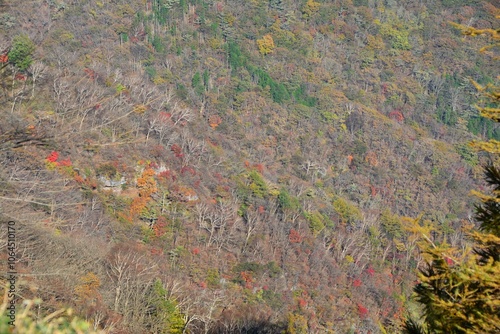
470,139,500,153
153,76,167,85
0,296,103,334
365,151,378,166
208,38,224,50
344,255,354,264
287,312,308,334
257,34,275,55
133,104,148,114
407,16,500,333
302,0,320,19
366,34,385,50
74,272,100,301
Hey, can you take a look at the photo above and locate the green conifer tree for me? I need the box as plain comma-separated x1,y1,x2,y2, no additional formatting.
404,13,500,334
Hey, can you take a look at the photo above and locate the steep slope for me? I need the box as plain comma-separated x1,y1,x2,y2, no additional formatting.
0,0,498,333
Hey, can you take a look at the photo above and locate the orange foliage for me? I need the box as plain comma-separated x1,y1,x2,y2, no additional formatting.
389,110,404,122
75,272,101,302
153,216,168,237
365,151,378,167
74,174,84,184
130,168,157,218
209,114,222,129
483,2,500,16
130,196,149,217
136,167,157,197
241,271,252,283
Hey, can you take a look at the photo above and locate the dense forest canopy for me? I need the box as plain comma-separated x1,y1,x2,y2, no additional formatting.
0,0,499,333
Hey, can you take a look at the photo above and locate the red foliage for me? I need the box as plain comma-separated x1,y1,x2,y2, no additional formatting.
85,178,98,189
15,73,26,81
151,247,163,256
181,166,196,176
150,145,166,159
46,151,59,163
215,1,224,12
445,256,453,266
298,298,308,309
199,281,207,289
153,217,167,237
241,271,252,282
159,112,172,122
353,279,362,287
58,158,72,167
171,144,183,158
253,163,264,173
0,54,8,63
357,304,369,318
366,267,375,276
192,247,200,255
158,170,172,180
258,205,265,214
381,83,389,95
289,229,303,243
83,68,97,80
389,110,404,122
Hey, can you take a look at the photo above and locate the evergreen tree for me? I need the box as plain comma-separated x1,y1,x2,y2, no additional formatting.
404,16,500,334
146,279,186,334
269,0,285,12
8,34,35,71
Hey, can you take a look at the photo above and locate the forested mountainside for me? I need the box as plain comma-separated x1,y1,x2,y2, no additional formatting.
0,0,498,332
